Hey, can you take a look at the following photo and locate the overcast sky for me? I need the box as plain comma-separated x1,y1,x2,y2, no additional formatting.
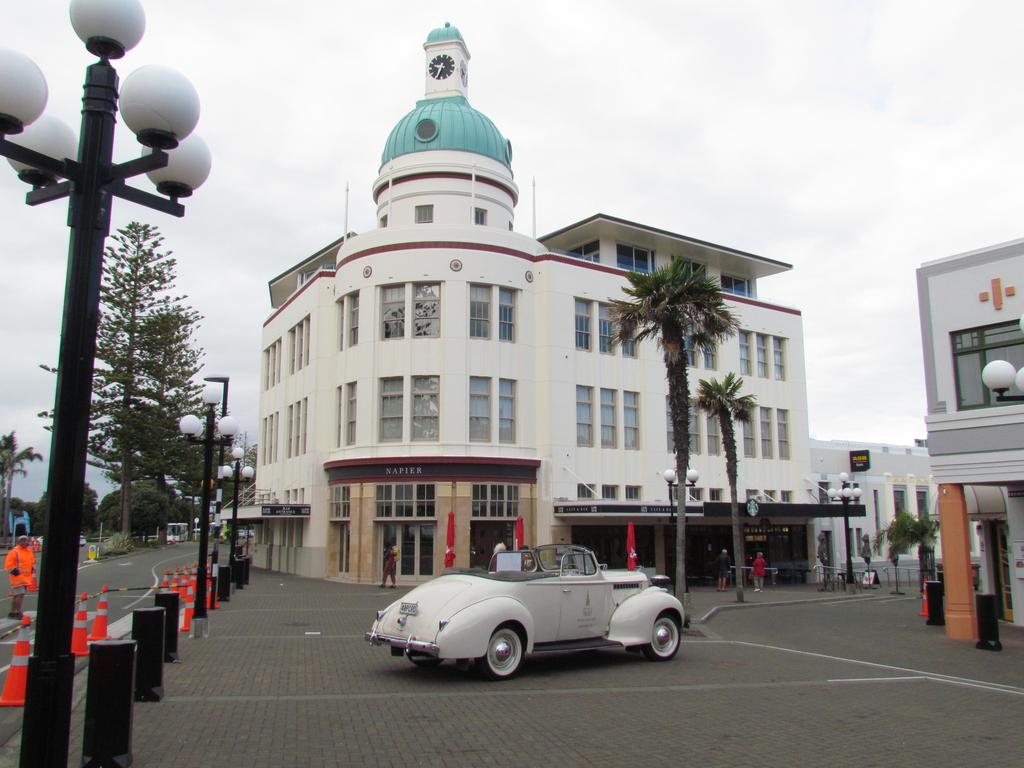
4,0,1024,503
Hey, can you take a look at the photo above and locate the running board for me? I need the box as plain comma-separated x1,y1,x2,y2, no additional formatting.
531,638,623,654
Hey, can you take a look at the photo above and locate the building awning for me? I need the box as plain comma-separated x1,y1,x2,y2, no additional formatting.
964,485,1007,520
554,501,866,519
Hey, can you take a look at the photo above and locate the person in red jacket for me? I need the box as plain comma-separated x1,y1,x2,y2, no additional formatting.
752,551,767,593
5,536,36,619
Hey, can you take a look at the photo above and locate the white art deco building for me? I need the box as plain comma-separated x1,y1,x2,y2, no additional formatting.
250,24,849,586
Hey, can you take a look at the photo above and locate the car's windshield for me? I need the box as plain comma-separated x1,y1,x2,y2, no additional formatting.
534,545,597,575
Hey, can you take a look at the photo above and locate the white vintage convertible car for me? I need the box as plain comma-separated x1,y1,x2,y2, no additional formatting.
365,544,684,679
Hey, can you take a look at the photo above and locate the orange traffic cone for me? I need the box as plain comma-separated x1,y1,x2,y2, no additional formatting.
180,582,194,634
0,617,32,706
88,586,109,641
160,570,170,591
178,569,188,604
206,567,212,610
917,580,929,617
70,593,89,657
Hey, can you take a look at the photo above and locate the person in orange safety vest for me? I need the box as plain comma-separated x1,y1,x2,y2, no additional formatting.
5,536,36,620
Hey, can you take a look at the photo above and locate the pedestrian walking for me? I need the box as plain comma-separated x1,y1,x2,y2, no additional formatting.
752,551,767,592
5,535,35,619
715,548,731,592
380,542,398,588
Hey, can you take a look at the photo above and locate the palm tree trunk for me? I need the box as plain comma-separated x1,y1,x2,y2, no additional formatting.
722,420,745,603
666,352,691,610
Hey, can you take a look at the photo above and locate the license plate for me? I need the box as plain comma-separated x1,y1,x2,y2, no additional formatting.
399,602,418,616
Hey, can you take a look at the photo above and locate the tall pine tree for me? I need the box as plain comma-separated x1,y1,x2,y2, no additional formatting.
90,222,203,533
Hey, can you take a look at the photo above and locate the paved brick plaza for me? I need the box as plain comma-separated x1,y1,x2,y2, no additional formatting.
2,573,1020,768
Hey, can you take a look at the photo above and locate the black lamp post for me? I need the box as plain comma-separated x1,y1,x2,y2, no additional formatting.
0,4,210,766
828,472,862,585
179,384,238,636
662,467,700,595
204,375,230,597
226,446,255,588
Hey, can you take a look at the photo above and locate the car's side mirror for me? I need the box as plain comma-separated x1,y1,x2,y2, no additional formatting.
599,563,607,571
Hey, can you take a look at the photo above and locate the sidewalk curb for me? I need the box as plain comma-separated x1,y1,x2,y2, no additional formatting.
697,592,886,624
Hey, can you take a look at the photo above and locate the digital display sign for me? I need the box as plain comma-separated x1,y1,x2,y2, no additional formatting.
849,450,871,473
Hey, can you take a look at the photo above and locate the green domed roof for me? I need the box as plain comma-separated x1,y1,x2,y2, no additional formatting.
380,96,512,170
426,22,464,44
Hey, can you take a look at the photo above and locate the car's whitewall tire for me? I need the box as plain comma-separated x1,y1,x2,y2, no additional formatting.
642,612,680,661
477,625,524,680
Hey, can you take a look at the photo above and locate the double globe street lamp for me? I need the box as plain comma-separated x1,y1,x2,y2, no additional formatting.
827,472,862,585
0,3,210,766
221,448,255,590
179,384,239,638
662,468,700,595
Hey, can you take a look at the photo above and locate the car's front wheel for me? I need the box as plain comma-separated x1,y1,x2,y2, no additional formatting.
476,624,524,680
405,651,442,668
641,612,681,661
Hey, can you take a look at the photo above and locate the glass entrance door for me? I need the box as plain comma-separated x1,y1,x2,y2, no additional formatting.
995,524,1014,622
380,522,436,579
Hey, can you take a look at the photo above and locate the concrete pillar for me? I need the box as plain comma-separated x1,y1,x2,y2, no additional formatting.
938,483,977,640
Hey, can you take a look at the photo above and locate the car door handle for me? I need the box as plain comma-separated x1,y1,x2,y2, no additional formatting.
562,588,571,593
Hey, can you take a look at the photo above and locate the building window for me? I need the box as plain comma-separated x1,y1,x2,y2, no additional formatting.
776,409,790,460
263,339,282,390
666,396,673,452
411,376,439,440
336,386,344,447
376,483,435,518
781,490,792,503
345,382,357,445
743,418,756,458
601,485,618,500
952,320,1024,408
379,214,388,228
288,316,310,374
474,207,487,225
330,485,351,519
472,484,520,517
381,285,405,339
706,413,720,455
689,487,704,501
625,485,641,500
703,344,716,369
893,486,907,515
598,304,614,353
379,377,403,441
415,204,433,223
621,334,636,357
739,331,752,375
616,243,651,273
569,240,600,262
337,300,346,351
710,488,723,501
623,391,639,449
759,407,773,458
721,275,751,297
689,407,702,455
756,334,769,378
575,299,591,350
469,377,490,441
498,288,515,342
347,291,359,346
576,386,593,446
601,388,617,448
413,283,440,337
773,337,786,380
577,484,595,500
916,488,929,517
469,284,491,339
499,379,516,443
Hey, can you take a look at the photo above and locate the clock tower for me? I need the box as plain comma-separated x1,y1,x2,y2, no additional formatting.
423,22,470,100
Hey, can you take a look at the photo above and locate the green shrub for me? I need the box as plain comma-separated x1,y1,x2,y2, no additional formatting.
106,532,135,555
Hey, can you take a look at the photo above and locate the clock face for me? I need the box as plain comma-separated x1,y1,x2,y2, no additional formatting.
428,54,455,80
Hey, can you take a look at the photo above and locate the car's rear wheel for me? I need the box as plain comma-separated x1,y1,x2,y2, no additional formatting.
405,650,442,668
476,624,524,680
641,612,680,661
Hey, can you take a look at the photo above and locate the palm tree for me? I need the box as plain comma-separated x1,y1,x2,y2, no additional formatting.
0,432,44,545
696,373,757,603
874,512,938,594
612,259,739,606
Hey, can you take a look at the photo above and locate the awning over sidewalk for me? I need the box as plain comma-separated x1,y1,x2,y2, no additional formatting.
554,501,866,519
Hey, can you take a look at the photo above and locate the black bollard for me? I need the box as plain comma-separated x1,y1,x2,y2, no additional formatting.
153,591,181,663
218,562,232,602
975,593,1002,651
82,640,136,768
132,607,165,702
243,555,251,584
209,566,219,610
234,556,244,590
925,580,945,626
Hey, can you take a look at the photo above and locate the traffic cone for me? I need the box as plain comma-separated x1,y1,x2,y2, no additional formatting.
70,593,89,657
178,569,188,603
180,582,194,634
160,570,170,591
170,571,179,597
0,617,32,706
917,580,929,617
88,586,109,641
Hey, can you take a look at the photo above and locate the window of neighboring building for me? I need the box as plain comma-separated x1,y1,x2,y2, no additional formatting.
575,299,592,350
412,283,440,337
616,243,651,273
916,487,929,517
577,484,595,499
721,274,751,297
469,284,490,339
577,386,593,446
498,288,515,342
743,418,756,458
415,204,433,224
952,320,1024,408
776,409,790,460
474,207,487,225
709,488,723,501
759,407,773,458
781,490,792,503
756,334,769,378
773,337,786,380
379,377,403,441
893,486,907,515
598,304,614,353
347,291,359,346
345,382,357,445
569,240,600,262
739,331,752,375
601,388,617,448
499,379,516,443
625,485,641,500
706,413,720,455
411,376,439,440
381,285,405,339
624,391,639,449
690,487,704,501
469,377,490,441
601,485,618,500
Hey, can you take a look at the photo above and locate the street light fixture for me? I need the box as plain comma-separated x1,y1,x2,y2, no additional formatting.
0,3,210,765
179,384,238,637
662,468,700,595
225,446,255,589
827,472,862,585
